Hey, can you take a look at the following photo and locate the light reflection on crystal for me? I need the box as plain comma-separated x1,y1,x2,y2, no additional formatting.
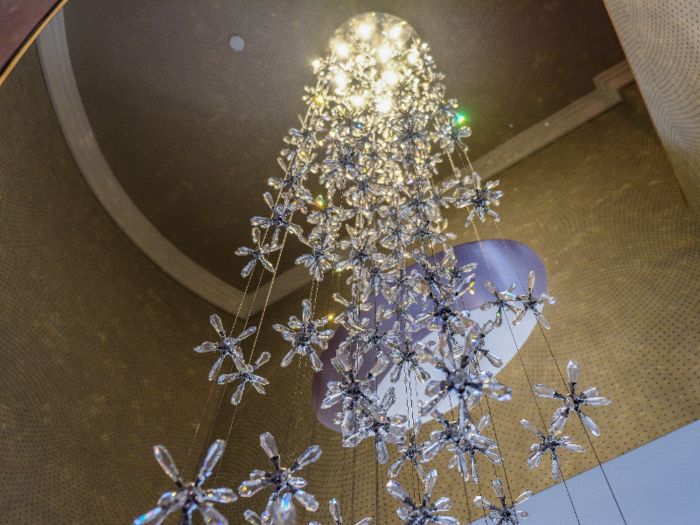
474,478,531,525
133,440,235,525
239,432,321,522
533,361,611,436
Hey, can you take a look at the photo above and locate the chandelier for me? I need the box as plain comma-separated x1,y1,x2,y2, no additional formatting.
133,12,623,525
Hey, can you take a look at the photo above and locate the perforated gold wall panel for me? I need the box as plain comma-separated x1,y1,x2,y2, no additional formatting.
604,0,700,209
0,46,235,523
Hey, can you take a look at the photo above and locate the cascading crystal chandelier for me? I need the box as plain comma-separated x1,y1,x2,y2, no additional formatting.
134,12,621,525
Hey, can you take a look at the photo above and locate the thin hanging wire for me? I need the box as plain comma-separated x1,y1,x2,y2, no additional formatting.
486,217,626,525
469,219,582,524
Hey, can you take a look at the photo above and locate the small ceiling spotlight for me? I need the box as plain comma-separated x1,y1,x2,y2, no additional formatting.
229,35,245,52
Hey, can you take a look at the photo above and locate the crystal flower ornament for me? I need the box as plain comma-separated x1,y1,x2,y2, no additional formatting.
454,173,503,227
346,304,400,357
512,271,556,329
251,192,305,246
296,235,338,281
480,282,518,328
274,299,335,372
239,432,321,517
331,293,372,327
420,411,469,463
217,352,271,405
194,314,254,380
236,227,282,278
474,479,531,525
268,157,313,202
322,352,387,437
387,338,430,383
521,419,585,480
447,415,503,484
389,419,428,480
387,469,459,525
435,121,472,154
533,361,611,436
419,339,512,427
134,440,236,525
310,498,372,525
343,386,408,464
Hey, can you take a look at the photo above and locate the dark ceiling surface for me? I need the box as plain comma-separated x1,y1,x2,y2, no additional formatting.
63,0,625,291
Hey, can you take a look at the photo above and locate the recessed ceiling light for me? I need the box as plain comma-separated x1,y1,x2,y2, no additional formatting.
229,35,245,52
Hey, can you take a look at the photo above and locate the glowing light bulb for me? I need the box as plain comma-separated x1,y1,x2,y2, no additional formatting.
378,46,391,62
383,70,398,85
350,95,365,106
407,51,419,64
335,72,347,85
389,26,402,39
377,97,392,113
312,59,320,69
316,95,324,104
358,24,372,38
336,43,349,57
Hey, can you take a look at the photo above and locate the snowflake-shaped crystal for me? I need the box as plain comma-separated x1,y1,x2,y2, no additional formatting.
454,173,503,227
343,387,407,464
331,293,372,328
387,338,430,383
274,299,334,372
321,352,387,437
447,414,502,484
474,479,531,525
521,419,585,480
533,360,611,436
337,221,383,272
419,338,512,428
389,419,428,481
421,411,468,463
194,314,254,380
267,158,313,201
512,271,556,330
310,498,372,525
479,281,518,328
297,234,339,282
217,351,271,405
345,305,400,358
236,227,283,278
239,433,321,518
134,440,236,525
251,191,306,246
435,122,471,154
387,469,459,525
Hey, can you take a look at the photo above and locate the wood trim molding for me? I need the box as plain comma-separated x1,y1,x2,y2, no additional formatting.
0,0,70,87
36,9,634,317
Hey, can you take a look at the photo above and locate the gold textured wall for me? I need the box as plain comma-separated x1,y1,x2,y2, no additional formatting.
0,45,235,523
604,0,700,209
2,42,700,525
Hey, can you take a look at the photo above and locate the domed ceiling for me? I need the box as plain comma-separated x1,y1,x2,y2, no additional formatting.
62,0,624,293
